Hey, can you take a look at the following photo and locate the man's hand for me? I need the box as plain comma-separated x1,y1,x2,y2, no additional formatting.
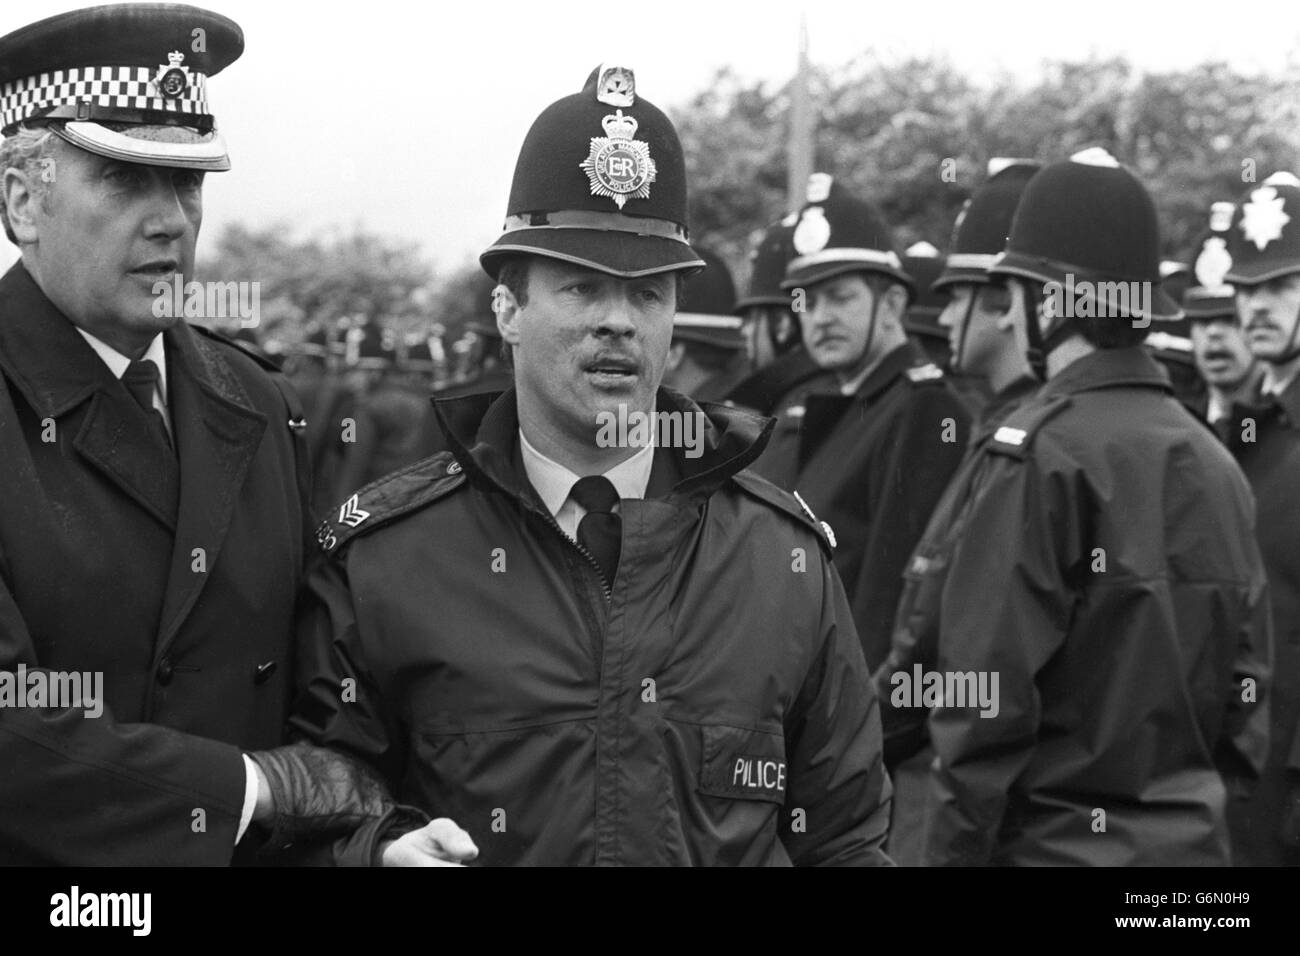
381,818,479,866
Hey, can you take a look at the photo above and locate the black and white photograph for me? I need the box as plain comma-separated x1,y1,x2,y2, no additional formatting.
0,0,1295,934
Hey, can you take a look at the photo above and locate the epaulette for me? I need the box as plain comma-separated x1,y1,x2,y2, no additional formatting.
905,363,946,385
731,471,835,557
191,324,282,375
984,394,1072,460
315,452,468,556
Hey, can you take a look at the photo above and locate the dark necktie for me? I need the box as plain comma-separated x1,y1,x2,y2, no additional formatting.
121,359,173,451
570,475,621,588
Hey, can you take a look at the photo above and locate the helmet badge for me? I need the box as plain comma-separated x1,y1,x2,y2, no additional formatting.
1194,236,1232,290
1240,185,1291,251
579,109,656,209
792,206,831,255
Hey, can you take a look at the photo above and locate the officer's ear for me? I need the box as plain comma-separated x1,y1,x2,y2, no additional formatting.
493,283,522,347
2,164,43,245
879,281,909,326
665,341,686,374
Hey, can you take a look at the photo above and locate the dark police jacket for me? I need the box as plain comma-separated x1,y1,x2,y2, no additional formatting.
294,387,891,865
751,343,971,670
872,376,1039,766
1223,373,1300,864
0,262,311,864
921,347,1271,866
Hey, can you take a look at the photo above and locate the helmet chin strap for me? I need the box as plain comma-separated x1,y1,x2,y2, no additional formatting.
950,289,977,373
1274,300,1300,364
1021,282,1074,382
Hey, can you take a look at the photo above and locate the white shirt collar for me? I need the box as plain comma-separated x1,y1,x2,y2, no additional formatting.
76,329,169,404
519,426,655,522
1262,363,1299,399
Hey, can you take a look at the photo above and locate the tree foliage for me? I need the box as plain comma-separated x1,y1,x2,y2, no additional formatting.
672,54,1300,290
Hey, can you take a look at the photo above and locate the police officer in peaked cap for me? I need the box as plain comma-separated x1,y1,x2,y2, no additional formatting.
1183,203,1263,432
0,3,341,864
919,147,1270,866
286,65,892,865
751,172,971,673
724,209,833,415
1220,171,1300,866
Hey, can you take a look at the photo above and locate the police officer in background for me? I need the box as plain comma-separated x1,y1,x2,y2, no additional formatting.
725,212,826,415
870,159,1038,864
753,173,971,671
0,4,316,863
899,242,952,365
662,245,750,402
1221,171,1300,866
287,65,892,865
921,148,1270,866
1184,203,1263,432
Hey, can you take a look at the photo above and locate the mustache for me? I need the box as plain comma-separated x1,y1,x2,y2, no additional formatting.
584,349,642,372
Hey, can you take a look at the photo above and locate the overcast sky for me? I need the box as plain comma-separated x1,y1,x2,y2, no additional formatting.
2,0,1299,275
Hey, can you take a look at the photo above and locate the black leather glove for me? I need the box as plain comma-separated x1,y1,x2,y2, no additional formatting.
248,743,397,851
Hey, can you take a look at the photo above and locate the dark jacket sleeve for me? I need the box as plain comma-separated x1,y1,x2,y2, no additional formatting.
289,550,408,781
781,547,893,866
1216,528,1272,784
852,385,970,669
871,485,962,767
0,562,245,865
922,455,1071,867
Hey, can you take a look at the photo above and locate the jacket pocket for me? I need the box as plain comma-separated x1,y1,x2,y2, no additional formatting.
696,723,788,806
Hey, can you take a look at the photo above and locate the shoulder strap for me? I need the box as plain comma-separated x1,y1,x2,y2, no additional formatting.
315,452,468,556
731,470,835,557
985,394,1073,460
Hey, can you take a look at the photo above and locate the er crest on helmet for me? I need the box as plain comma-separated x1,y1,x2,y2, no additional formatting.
579,109,656,209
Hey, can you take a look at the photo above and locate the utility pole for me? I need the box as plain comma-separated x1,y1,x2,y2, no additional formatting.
786,13,813,214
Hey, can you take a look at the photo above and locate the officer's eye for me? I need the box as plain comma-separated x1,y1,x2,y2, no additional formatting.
174,170,204,191
103,165,143,187
564,281,595,296
636,286,666,305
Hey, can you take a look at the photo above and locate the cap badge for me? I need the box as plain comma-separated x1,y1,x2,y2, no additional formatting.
1240,185,1291,251
1194,236,1232,289
152,51,191,99
595,65,635,107
579,109,656,209
792,206,830,255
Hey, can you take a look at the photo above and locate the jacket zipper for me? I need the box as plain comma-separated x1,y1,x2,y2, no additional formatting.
537,508,612,603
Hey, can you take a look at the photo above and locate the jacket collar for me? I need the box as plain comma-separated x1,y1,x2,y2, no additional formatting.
1269,366,1300,426
843,342,922,403
0,261,269,657
434,386,775,507
0,261,121,418
1038,346,1174,400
